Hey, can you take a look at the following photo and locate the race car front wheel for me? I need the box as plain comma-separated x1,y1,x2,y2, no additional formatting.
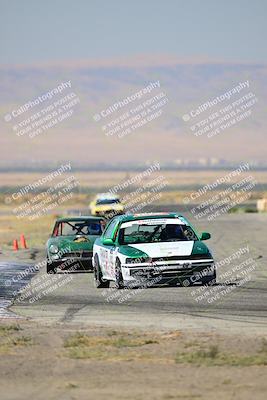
46,262,56,274
201,270,216,286
94,256,110,288
115,259,124,289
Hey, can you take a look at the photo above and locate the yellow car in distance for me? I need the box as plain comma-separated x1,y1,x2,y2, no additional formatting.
89,193,124,219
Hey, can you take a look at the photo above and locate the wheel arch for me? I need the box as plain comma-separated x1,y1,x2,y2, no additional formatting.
115,256,121,266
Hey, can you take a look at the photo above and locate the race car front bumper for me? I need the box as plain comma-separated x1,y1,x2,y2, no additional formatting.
48,251,93,272
121,259,215,284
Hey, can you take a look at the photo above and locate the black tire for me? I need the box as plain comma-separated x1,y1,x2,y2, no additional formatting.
46,262,56,274
201,270,216,286
115,259,124,289
167,278,178,287
94,256,110,288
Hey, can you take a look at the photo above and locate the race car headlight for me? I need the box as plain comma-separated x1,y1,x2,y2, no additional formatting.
126,257,151,264
49,244,59,254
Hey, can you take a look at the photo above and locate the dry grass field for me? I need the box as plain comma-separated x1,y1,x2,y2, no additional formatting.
1,170,267,188
0,321,267,400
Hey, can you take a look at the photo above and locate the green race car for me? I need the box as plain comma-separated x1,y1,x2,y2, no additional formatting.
46,216,105,273
93,212,216,288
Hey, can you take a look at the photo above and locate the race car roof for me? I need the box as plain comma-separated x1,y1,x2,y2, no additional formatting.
115,212,188,224
95,193,120,200
56,216,104,223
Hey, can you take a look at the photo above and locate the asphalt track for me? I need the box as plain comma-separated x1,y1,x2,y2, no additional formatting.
3,214,267,334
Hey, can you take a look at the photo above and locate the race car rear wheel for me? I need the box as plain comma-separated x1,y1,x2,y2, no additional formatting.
115,259,124,289
94,256,110,288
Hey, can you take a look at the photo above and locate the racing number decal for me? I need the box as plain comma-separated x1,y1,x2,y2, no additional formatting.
100,246,115,277
99,247,109,274
108,248,115,276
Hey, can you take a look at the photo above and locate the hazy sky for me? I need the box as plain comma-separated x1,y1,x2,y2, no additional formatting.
0,0,266,65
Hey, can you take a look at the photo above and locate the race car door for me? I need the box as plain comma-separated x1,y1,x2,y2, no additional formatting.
100,219,117,278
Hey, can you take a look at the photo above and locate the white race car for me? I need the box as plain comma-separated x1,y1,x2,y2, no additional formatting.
93,212,215,288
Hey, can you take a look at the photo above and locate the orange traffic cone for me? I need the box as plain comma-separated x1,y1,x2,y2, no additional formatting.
13,239,19,251
20,234,27,249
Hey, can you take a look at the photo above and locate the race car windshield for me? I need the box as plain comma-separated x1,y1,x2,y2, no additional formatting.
118,223,198,244
54,221,102,236
96,199,120,205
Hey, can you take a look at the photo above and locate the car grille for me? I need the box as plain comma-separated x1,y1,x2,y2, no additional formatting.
63,251,92,259
151,254,212,262
130,262,214,277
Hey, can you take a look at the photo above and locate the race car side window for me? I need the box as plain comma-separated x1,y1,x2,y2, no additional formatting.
103,219,118,239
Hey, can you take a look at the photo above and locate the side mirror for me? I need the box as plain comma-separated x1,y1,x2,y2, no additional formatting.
200,232,211,241
102,238,114,246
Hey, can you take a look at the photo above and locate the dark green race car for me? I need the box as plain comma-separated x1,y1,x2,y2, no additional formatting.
46,216,105,273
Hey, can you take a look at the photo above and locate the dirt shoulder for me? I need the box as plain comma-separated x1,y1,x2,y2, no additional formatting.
0,319,267,400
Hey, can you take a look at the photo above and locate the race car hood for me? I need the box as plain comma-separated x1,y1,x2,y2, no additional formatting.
126,241,209,258
47,235,100,252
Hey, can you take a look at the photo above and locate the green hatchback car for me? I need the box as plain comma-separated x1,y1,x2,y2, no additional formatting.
93,212,216,288
46,216,105,273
